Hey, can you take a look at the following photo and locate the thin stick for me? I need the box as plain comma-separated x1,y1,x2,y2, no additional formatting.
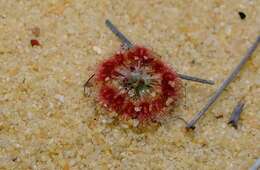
172,116,189,126
228,100,245,129
105,20,133,49
105,19,214,85
186,35,260,129
83,74,95,94
250,158,260,170
178,73,214,85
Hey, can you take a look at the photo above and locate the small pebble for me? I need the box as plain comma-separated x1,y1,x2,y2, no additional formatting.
30,39,40,47
238,11,246,20
55,94,65,103
93,46,102,54
215,114,223,119
12,157,17,162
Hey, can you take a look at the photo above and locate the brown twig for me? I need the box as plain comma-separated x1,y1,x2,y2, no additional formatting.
83,74,95,95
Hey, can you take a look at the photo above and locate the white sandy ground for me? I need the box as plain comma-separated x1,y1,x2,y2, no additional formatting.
0,0,259,169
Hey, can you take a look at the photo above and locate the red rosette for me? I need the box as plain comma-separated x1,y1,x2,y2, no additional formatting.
95,46,182,122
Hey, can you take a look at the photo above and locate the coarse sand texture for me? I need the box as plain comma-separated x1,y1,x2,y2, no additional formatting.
0,0,259,169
